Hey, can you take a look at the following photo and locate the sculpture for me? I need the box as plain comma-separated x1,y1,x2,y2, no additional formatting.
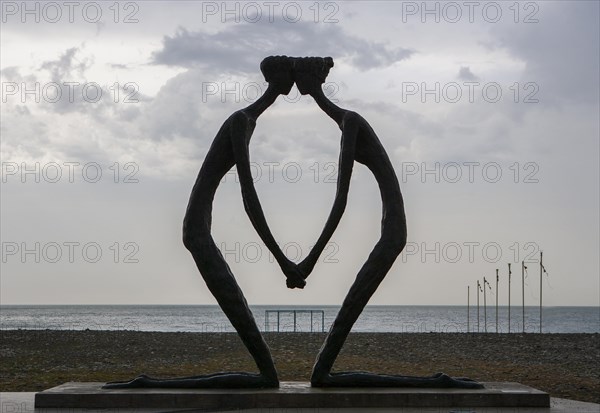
104,56,483,390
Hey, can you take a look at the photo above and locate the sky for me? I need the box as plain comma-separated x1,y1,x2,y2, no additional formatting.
1,1,598,307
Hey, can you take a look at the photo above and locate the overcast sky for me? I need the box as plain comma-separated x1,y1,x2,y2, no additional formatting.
1,1,598,307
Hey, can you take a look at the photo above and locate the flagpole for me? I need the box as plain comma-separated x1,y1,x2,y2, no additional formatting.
483,277,489,333
467,285,470,333
539,251,543,333
508,263,512,333
495,269,499,333
522,260,526,333
477,280,481,332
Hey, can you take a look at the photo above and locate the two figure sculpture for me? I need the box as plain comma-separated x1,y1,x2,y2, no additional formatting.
105,56,482,390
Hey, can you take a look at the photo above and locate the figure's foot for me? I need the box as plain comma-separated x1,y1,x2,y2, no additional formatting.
426,372,484,388
103,374,152,389
311,371,484,389
102,372,279,389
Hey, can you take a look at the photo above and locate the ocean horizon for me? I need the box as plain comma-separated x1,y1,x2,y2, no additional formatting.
1,305,598,334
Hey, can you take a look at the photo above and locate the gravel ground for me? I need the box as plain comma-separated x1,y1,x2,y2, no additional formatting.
1,330,598,403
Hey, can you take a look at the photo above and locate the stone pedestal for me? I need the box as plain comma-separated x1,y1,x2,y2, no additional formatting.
35,381,550,409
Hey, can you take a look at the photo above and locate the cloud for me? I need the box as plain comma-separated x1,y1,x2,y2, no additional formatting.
151,21,415,73
4,47,104,116
489,1,599,104
40,47,92,81
0,104,50,160
0,66,22,82
458,66,478,81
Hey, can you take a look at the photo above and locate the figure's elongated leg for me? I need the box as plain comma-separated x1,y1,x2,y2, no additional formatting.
310,236,401,383
310,237,483,389
189,234,279,384
104,229,279,389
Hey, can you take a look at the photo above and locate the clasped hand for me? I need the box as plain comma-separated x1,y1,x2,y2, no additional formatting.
279,256,315,290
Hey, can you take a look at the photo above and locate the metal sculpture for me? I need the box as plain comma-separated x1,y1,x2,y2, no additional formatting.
104,56,482,390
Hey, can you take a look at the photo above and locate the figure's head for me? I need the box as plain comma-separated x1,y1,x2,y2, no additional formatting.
260,56,295,95
292,57,334,95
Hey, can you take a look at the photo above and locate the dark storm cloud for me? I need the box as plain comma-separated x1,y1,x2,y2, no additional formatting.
151,20,415,73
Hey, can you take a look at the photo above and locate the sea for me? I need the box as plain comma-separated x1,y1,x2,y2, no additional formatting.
0,305,598,334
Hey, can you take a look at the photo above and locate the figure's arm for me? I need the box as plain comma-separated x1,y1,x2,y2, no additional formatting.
229,112,306,288
299,112,359,278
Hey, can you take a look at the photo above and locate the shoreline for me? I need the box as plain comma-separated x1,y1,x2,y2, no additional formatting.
2,305,597,335
1,331,598,403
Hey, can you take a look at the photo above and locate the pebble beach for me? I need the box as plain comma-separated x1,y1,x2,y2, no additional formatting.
1,330,598,404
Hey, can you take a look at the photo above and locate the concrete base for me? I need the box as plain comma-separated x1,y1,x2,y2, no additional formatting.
35,381,550,409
